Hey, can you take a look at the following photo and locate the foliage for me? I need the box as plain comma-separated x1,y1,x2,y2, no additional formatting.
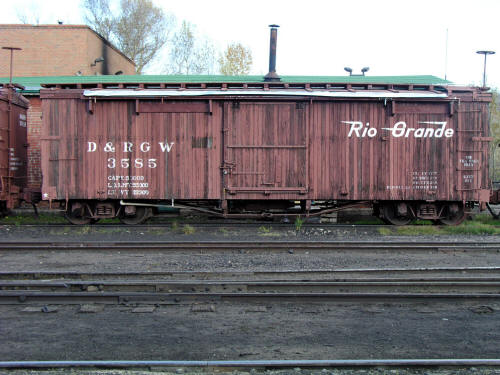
82,0,175,73
219,42,253,76
167,21,217,75
258,225,271,234
182,224,195,235
0,213,66,225
377,227,393,236
396,226,440,236
294,217,304,231
377,214,500,236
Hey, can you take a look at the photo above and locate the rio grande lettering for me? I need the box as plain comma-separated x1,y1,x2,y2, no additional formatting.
343,121,454,138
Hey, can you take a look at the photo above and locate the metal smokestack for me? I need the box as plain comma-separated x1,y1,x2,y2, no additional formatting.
264,24,280,82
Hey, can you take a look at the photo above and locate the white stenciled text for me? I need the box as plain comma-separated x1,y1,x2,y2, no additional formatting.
343,121,454,138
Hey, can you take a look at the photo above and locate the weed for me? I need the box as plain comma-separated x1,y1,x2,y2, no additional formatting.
443,221,500,235
0,213,66,225
171,221,179,230
396,226,441,236
258,226,271,234
219,227,229,234
93,228,123,234
257,225,280,237
412,219,434,226
182,224,195,235
294,217,304,231
377,227,393,236
473,214,500,227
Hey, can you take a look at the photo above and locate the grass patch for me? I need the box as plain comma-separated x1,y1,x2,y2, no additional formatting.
473,214,500,227
443,221,500,235
396,226,441,236
0,213,66,225
93,228,124,234
377,227,393,236
377,214,500,236
97,218,120,224
412,219,434,226
182,224,195,235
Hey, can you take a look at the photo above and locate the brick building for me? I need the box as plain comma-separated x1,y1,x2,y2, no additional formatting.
1,24,136,189
0,24,136,76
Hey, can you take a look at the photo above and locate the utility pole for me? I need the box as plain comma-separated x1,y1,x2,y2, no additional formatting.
2,47,22,86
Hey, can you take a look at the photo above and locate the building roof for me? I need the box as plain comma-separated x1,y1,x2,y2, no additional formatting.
0,74,451,95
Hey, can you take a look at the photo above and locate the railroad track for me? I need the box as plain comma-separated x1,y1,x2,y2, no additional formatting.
0,241,499,252
1,222,377,228
1,359,500,370
2,268,500,304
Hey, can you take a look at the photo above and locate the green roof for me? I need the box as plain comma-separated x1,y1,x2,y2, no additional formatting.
0,74,451,94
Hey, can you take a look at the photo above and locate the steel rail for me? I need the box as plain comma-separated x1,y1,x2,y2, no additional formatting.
2,291,500,304
1,266,500,281
1,222,384,228
4,279,500,288
0,241,498,251
1,359,500,369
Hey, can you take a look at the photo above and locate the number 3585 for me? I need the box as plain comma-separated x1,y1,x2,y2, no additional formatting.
107,158,157,169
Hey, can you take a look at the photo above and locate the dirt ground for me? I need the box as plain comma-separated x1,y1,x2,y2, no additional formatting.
2,300,500,361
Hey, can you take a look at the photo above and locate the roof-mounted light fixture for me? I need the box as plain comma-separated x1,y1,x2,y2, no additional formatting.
344,66,369,76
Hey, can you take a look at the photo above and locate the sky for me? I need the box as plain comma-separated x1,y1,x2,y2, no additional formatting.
1,0,500,89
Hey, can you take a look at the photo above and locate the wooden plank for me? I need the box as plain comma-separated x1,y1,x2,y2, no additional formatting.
138,101,210,113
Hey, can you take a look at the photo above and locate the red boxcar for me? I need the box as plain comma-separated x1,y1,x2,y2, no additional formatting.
0,86,30,216
40,79,492,224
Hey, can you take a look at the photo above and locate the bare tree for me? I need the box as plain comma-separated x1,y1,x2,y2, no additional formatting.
82,0,175,73
219,42,253,76
16,1,41,25
167,21,217,75
82,0,114,40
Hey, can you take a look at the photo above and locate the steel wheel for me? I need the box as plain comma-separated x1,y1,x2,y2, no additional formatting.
64,202,91,225
119,206,152,225
382,203,413,226
438,204,467,225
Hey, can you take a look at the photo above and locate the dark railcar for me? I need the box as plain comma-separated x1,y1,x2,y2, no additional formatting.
0,86,30,215
39,81,492,224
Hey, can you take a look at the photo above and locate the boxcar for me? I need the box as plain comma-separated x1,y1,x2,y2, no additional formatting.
0,86,30,216
39,79,492,225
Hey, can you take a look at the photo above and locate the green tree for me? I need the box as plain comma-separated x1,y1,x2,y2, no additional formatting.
219,42,253,76
82,0,175,73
